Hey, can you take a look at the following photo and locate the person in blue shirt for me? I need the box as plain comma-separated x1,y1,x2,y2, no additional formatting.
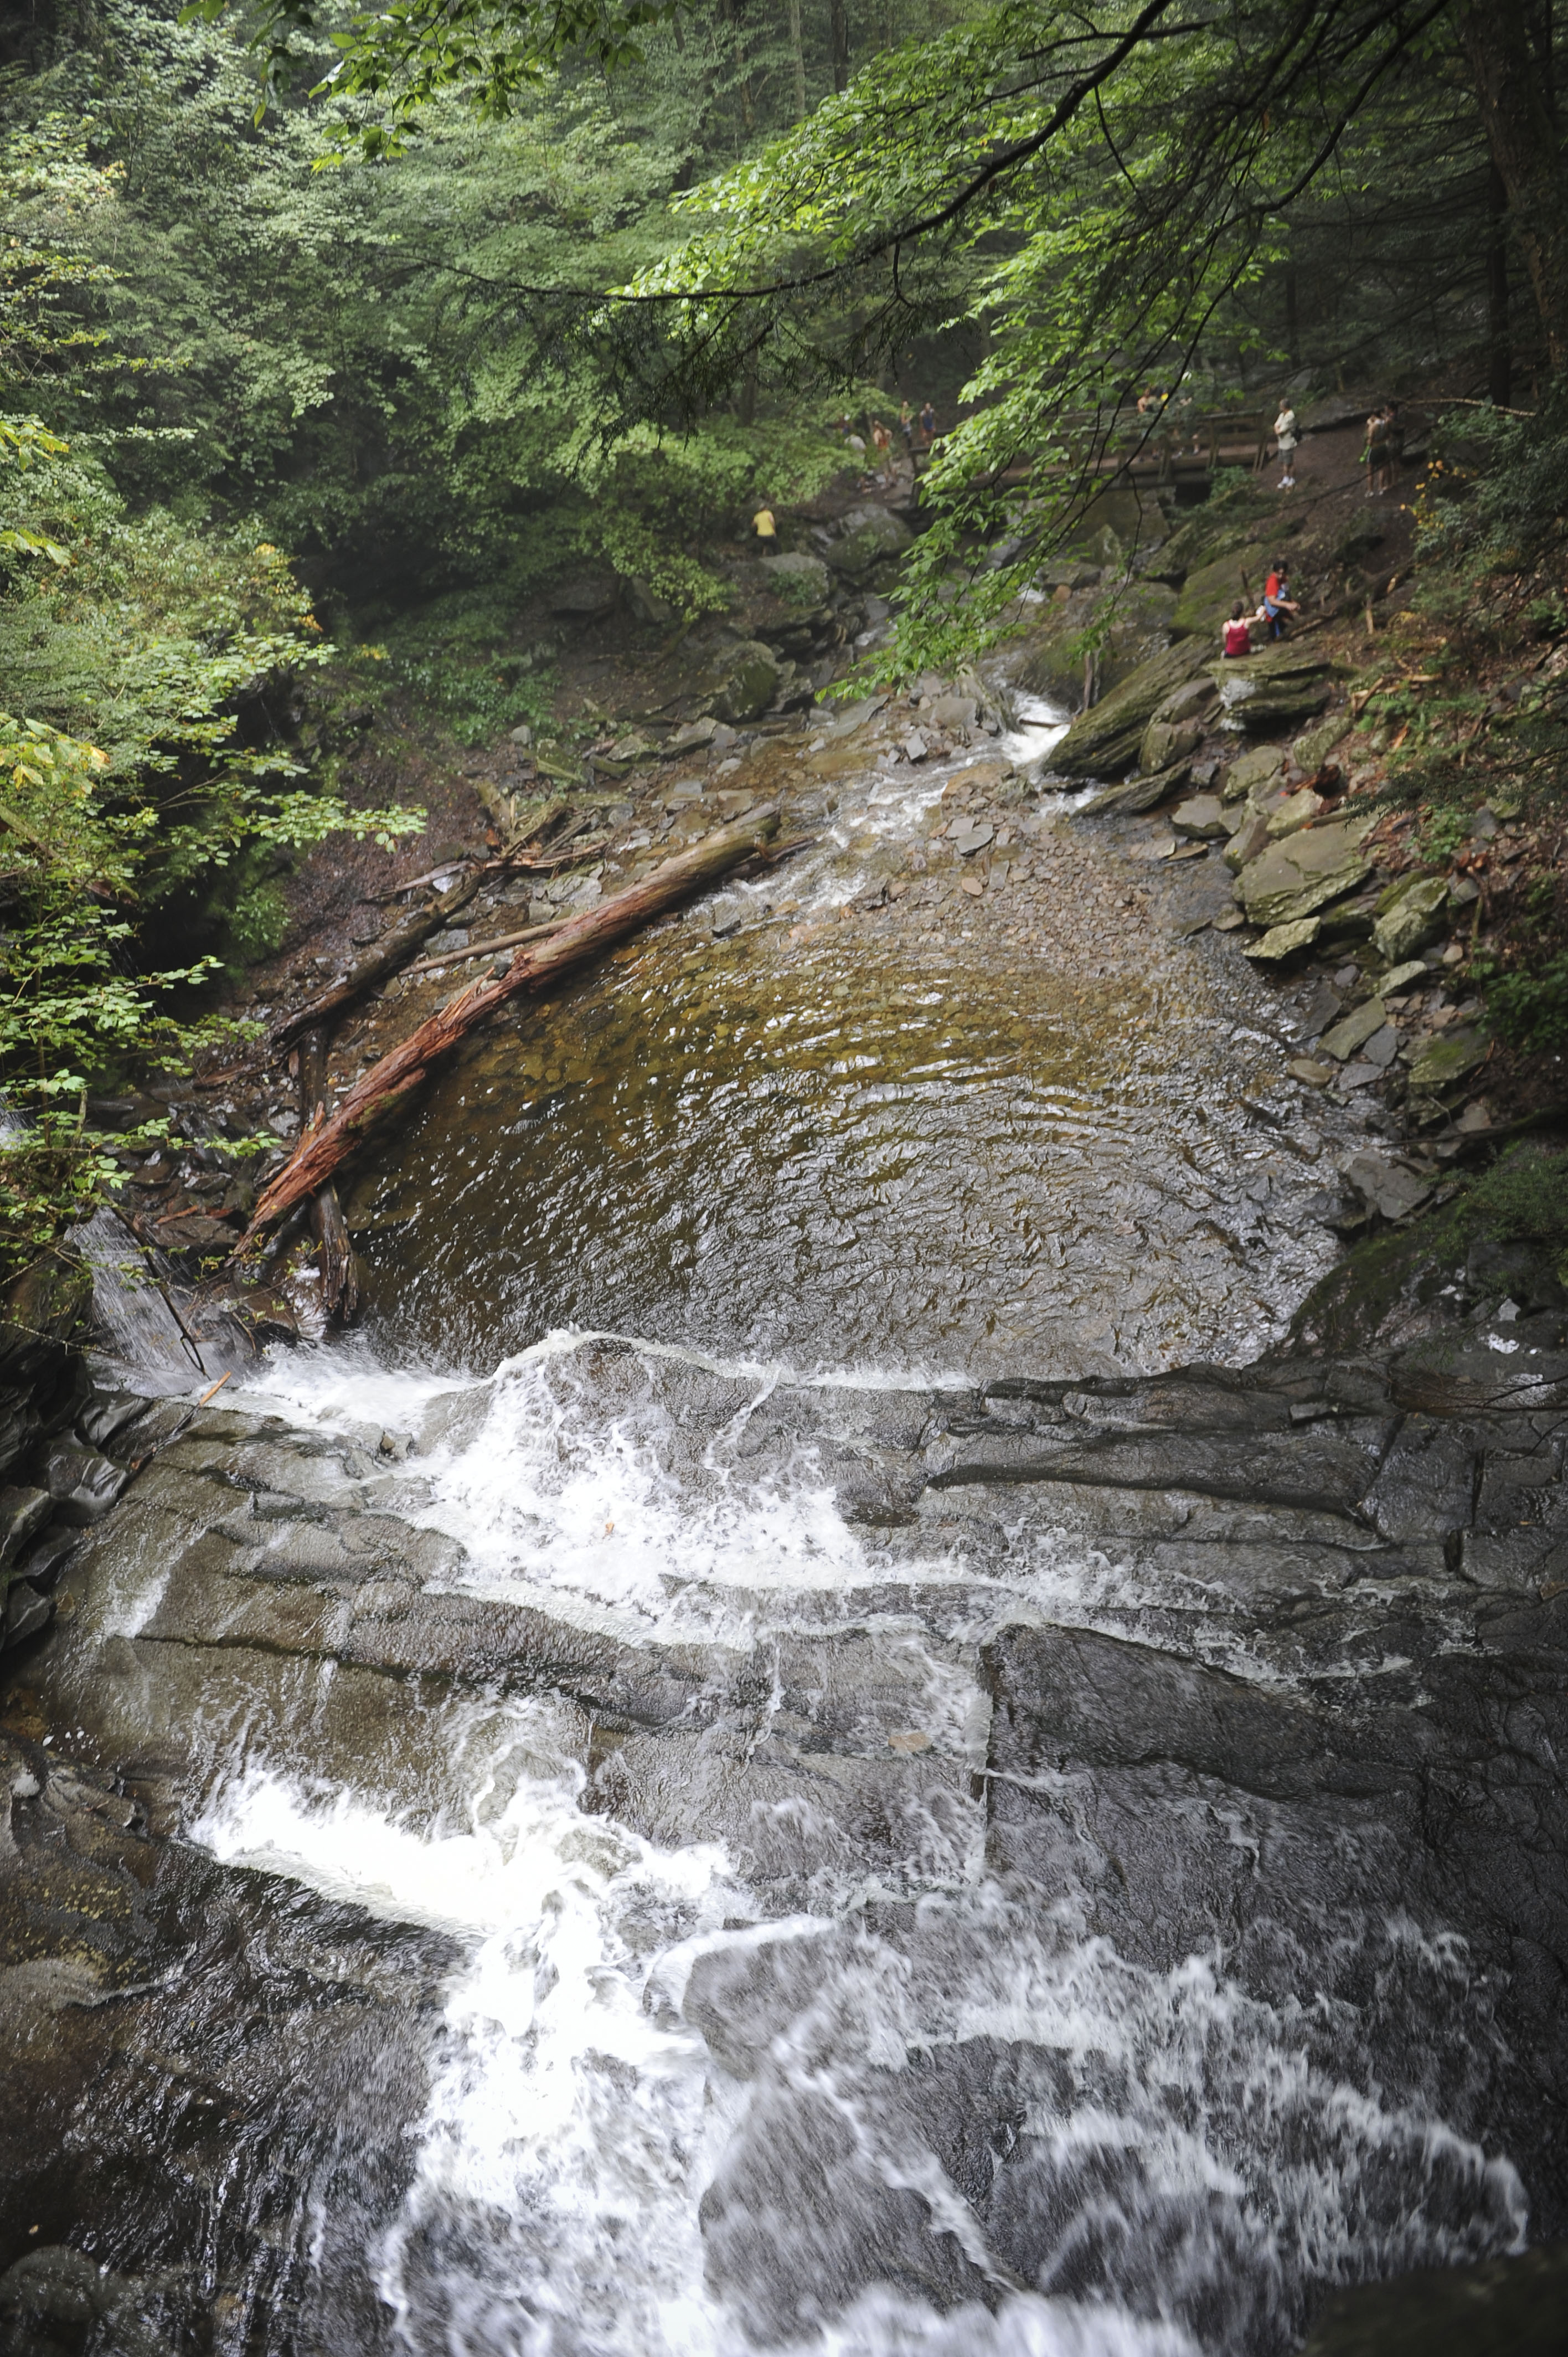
1262,568,1299,638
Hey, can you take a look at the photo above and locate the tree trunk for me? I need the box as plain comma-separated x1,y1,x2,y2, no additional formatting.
298,1025,360,1324
234,806,781,1251
716,0,755,128
272,865,489,1055
829,0,849,92
1488,160,1514,406
1461,0,1568,369
788,0,806,115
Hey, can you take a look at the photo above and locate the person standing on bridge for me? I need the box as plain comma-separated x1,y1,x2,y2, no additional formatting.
1273,401,1299,489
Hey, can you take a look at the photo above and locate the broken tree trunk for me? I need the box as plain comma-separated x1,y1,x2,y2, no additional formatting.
298,1024,359,1325
236,804,781,1250
272,865,491,1056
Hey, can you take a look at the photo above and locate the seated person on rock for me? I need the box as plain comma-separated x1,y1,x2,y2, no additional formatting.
1223,601,1254,657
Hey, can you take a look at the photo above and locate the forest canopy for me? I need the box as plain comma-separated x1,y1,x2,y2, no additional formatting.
3,0,1568,1261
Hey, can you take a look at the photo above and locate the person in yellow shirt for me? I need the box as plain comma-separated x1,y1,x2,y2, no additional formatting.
752,504,776,541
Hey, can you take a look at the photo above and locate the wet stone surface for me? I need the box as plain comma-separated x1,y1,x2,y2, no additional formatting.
3,1322,1566,2352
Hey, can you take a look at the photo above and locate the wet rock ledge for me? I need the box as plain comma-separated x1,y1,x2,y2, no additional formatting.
1,1315,1565,2344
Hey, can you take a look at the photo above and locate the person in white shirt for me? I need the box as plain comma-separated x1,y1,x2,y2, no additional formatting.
1273,403,1299,488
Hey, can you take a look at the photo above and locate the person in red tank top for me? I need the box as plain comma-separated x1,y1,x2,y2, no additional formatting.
1223,601,1253,657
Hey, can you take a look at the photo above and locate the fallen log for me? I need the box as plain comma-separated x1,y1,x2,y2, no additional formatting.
271,865,491,1056
400,914,571,981
400,835,816,980
235,803,781,1250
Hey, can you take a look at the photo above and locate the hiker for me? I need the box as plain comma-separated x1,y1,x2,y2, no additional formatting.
1223,600,1254,657
919,398,936,447
752,502,777,542
1262,569,1299,637
1273,400,1299,488
870,419,893,482
899,400,914,454
1363,405,1391,496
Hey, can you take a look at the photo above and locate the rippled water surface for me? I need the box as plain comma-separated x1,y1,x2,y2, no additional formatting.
351,735,1345,1378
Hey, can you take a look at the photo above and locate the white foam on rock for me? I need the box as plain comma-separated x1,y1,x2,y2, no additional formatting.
191,1336,1530,2353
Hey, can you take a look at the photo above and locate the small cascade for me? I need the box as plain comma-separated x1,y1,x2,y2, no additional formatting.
71,1204,257,1394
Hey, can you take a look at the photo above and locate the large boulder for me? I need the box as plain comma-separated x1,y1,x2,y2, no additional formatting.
1224,742,1290,805
1238,811,1376,929
710,640,782,724
1210,641,1338,733
1144,498,1283,584
1373,874,1450,963
1172,541,1273,636
1048,636,1214,779
1139,674,1219,771
760,550,833,606
821,505,913,579
1015,580,1177,704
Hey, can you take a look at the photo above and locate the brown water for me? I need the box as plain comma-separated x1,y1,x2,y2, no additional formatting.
348,747,1351,1380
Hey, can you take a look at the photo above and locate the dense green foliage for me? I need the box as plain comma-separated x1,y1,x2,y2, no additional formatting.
4,0,1568,1275
0,88,422,1271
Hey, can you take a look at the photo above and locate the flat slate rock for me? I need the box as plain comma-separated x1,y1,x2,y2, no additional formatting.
1240,812,1375,929
1050,637,1212,779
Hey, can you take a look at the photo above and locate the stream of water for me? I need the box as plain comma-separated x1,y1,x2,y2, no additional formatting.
6,717,1544,2355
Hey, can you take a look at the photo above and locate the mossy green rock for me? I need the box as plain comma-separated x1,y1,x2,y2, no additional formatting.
1140,713,1206,771
1172,543,1271,636
822,505,914,579
1224,743,1289,804
1244,915,1321,962
760,551,833,606
710,641,781,724
1171,794,1230,840
1372,874,1450,963
1049,637,1213,779
1238,812,1375,928
1292,714,1352,772
1015,580,1177,704
1148,500,1282,584
1407,1027,1489,1092
1320,997,1388,1061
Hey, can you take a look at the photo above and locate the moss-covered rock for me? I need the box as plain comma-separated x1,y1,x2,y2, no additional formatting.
1373,874,1450,962
822,505,914,580
1014,580,1177,704
1172,542,1272,636
710,641,782,724
1048,637,1213,779
1238,812,1376,928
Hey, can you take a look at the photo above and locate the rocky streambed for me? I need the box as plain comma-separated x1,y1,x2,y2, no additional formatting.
2,1315,1566,2354
3,484,1567,2353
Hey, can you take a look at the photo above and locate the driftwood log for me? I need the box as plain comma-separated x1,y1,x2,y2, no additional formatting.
271,864,490,1056
272,824,615,1056
235,803,781,1251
